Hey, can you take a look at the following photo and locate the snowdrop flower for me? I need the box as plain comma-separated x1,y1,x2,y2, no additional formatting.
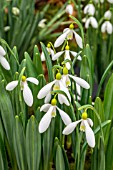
66,4,73,15
39,98,72,133
41,43,55,61
84,4,95,16
85,16,98,29
107,0,113,3
38,19,47,28
52,45,81,70
101,21,113,34
63,111,95,148
0,45,10,70
54,24,83,49
6,76,39,106
93,0,104,3
38,72,71,106
104,10,112,20
12,7,20,16
62,67,90,89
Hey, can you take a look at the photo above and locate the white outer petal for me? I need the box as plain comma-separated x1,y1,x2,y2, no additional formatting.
57,107,71,125
87,118,93,127
63,120,82,135
76,83,81,96
50,48,55,57
0,46,6,56
27,77,39,85
0,55,10,70
37,80,56,99
66,4,73,15
90,17,98,28
59,81,71,102
73,31,83,49
44,92,51,103
40,103,51,112
52,51,64,61
107,0,113,3
88,4,95,15
65,50,71,60
84,120,95,148
6,80,18,91
70,51,82,60
58,94,70,106
69,75,90,89
23,83,33,107
101,22,107,33
106,21,113,34
104,10,112,20
54,29,70,47
84,5,89,14
85,18,91,29
39,106,53,133
41,52,45,61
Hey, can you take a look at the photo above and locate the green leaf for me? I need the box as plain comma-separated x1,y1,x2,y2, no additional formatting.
25,52,39,78
40,42,54,82
13,116,27,170
33,45,43,75
55,145,65,170
26,115,41,170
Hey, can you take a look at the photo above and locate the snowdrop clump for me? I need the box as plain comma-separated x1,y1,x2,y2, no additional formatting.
101,10,113,34
83,3,98,29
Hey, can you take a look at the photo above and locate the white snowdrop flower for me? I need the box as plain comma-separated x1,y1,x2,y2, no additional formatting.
104,10,112,20
41,43,55,61
84,4,95,16
54,23,83,49
12,7,20,16
63,111,95,148
37,72,71,106
107,0,113,3
0,45,10,70
6,75,39,107
39,98,72,133
85,16,98,29
62,67,90,89
4,26,10,32
101,21,113,34
93,0,104,3
66,4,73,15
38,19,47,28
52,45,82,70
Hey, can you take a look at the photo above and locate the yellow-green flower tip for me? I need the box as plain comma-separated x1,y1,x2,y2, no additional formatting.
65,45,70,50
15,115,19,119
47,43,51,48
82,112,87,120
69,23,74,29
56,72,62,80
63,67,68,75
22,75,26,82
51,98,57,106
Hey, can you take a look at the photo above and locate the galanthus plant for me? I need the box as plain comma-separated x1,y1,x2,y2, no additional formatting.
0,3,113,169
6,75,39,106
63,111,95,148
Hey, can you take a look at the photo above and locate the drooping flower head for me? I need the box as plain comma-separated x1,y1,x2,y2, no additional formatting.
0,45,10,70
41,43,55,61
39,98,72,133
37,72,71,106
52,44,82,70
54,23,83,49
63,111,95,148
66,4,73,15
6,75,39,106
